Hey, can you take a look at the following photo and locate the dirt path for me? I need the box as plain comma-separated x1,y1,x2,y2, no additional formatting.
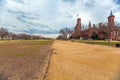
45,40,120,80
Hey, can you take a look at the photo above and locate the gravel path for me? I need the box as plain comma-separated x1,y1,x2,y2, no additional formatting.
46,40,120,80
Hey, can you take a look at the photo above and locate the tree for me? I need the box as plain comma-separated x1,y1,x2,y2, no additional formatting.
98,24,108,40
64,27,73,39
56,35,65,40
0,27,47,40
59,27,73,40
90,32,98,40
0,28,9,40
59,28,66,39
115,22,120,29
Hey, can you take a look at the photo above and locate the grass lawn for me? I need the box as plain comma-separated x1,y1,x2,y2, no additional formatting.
0,40,53,80
74,40,120,47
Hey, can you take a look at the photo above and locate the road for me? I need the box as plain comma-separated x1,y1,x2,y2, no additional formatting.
45,40,120,80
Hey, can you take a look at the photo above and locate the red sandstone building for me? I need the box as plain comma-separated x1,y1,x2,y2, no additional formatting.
73,11,120,40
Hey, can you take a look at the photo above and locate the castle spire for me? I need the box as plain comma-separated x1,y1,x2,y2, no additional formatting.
89,20,91,25
89,20,91,29
76,14,79,18
77,14,79,17
110,11,114,16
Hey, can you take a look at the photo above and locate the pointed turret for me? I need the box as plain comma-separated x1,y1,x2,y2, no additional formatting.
109,11,114,17
88,21,91,29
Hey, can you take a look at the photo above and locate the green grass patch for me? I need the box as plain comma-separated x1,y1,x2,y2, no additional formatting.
31,40,53,45
74,40,120,47
0,40,53,57
0,40,53,45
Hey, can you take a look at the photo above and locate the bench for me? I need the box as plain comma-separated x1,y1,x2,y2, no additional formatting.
116,44,120,48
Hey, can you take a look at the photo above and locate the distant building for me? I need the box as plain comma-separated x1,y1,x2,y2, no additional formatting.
73,11,120,40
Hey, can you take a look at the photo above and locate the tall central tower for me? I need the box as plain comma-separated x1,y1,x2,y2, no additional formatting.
88,21,91,29
108,11,115,39
108,11,115,28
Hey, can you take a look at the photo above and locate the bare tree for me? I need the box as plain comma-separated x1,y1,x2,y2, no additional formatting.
59,28,67,40
99,24,108,40
115,22,120,28
59,27,73,40
0,28,9,40
0,27,48,40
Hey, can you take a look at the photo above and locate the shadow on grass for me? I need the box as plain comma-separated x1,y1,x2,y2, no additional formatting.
74,40,120,47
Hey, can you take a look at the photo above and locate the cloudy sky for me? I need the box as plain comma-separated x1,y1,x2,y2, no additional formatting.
0,0,120,37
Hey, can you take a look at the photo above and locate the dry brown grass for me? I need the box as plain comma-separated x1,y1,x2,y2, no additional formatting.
0,40,53,80
46,40,120,80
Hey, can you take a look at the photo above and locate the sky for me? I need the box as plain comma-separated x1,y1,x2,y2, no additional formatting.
0,0,120,38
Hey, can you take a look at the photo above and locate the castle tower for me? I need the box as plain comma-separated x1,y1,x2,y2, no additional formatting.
76,18,81,30
88,21,91,29
99,23,102,29
108,11,115,28
73,18,82,38
88,21,92,39
93,24,96,27
107,11,115,39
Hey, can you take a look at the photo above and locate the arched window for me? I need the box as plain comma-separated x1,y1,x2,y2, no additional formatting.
116,32,118,36
114,32,119,37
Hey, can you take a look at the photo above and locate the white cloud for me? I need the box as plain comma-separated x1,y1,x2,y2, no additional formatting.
0,0,120,37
